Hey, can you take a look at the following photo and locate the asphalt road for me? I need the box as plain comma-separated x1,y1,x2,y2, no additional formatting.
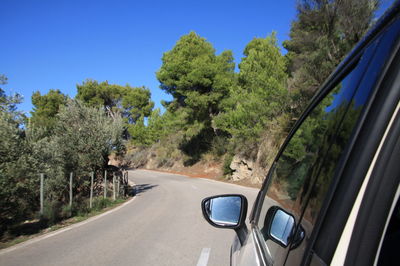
0,170,259,266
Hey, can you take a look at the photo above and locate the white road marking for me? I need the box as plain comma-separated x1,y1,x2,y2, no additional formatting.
191,185,198,190
0,196,137,255
197,248,211,266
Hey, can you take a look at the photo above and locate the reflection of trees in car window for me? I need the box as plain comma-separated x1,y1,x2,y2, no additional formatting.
304,99,362,223
258,37,379,230
257,69,369,243
266,85,343,215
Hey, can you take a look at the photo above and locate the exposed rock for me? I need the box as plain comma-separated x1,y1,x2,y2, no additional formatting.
229,155,268,184
230,156,254,181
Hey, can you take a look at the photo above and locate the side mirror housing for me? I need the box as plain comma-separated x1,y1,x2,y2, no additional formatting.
263,206,305,249
201,194,247,229
201,194,248,244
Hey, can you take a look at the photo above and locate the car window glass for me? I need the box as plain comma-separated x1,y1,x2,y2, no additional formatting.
302,22,399,225
255,38,379,260
289,19,400,232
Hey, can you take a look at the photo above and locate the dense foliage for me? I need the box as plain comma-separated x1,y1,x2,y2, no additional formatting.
284,0,378,114
31,89,68,131
1,78,125,233
215,33,288,144
155,32,236,162
76,79,154,143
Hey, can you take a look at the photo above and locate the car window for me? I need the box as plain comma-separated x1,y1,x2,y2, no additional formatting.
309,18,400,264
301,19,400,233
254,37,379,263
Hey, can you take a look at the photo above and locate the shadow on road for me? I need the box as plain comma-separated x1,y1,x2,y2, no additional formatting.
134,184,158,196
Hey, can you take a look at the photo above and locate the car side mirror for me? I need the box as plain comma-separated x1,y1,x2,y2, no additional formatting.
264,206,305,249
201,194,247,229
201,194,248,245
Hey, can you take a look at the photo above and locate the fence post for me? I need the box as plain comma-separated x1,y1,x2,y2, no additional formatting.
104,170,107,199
123,171,128,196
69,172,73,208
90,172,94,208
117,176,120,198
40,173,44,215
113,173,116,201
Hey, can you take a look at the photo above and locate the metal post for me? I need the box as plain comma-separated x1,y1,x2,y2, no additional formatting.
113,173,116,201
117,177,120,198
69,172,73,207
104,170,107,199
40,173,44,215
90,172,94,208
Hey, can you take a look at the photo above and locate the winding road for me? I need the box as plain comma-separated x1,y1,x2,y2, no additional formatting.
0,170,258,266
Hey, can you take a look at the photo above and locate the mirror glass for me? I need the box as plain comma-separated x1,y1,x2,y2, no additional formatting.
270,209,295,246
204,196,242,226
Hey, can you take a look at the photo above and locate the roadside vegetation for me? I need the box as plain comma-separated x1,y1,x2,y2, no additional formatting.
125,0,380,180
0,77,131,241
0,0,380,243
0,197,126,249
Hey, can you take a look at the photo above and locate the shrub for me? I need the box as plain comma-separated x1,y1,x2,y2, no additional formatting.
41,201,63,225
223,153,234,176
92,197,113,211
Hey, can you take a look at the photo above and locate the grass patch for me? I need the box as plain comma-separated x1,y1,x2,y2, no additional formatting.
0,197,130,250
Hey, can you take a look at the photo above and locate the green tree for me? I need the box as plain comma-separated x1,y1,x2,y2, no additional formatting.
76,79,154,129
156,32,235,161
76,79,124,117
121,86,154,124
0,76,39,233
128,108,168,146
0,74,23,114
156,31,236,131
44,99,125,202
30,89,68,130
215,33,288,144
0,112,34,232
284,0,379,114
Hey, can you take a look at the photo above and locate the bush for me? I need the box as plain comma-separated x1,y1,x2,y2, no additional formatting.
41,201,63,225
92,197,113,211
71,200,90,217
61,205,73,219
124,148,150,168
210,135,229,157
223,153,234,176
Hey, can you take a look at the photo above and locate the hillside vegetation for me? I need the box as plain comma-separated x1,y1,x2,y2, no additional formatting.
124,0,379,183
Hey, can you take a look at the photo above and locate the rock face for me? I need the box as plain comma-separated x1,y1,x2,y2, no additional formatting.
230,156,254,181
229,155,268,184
127,141,275,185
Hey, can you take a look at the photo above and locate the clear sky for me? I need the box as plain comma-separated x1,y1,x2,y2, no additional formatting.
1,0,395,115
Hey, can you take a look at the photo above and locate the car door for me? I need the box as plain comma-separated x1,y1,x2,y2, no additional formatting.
248,14,400,266
304,16,400,265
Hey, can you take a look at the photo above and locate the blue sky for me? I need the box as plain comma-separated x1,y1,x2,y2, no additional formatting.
1,0,395,115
